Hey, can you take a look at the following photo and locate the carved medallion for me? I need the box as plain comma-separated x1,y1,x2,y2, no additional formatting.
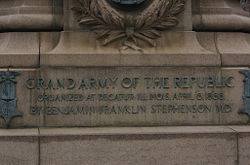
72,0,185,51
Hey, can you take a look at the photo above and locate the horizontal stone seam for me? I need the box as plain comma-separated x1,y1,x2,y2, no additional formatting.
1,126,250,137
0,133,238,137
37,133,237,137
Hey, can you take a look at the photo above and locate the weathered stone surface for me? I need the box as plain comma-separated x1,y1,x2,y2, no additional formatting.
0,128,39,165
193,0,250,32
3,127,250,165
216,33,250,66
40,31,220,67
40,67,223,127
230,126,250,165
40,126,237,165
21,66,243,127
0,33,39,67
196,32,217,53
0,67,247,127
0,69,43,128
193,14,250,32
0,0,63,31
0,66,247,127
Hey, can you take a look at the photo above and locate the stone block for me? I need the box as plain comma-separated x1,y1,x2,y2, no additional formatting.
216,33,250,66
0,128,39,165
40,31,220,67
0,69,43,128
193,0,250,32
0,33,39,67
40,126,237,165
230,126,250,165
196,32,217,53
193,14,250,32
0,0,63,31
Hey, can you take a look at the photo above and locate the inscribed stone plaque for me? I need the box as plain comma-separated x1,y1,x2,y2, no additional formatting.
1,67,246,127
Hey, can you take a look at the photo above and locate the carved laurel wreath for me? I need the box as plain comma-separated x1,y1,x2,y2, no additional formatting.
72,0,185,51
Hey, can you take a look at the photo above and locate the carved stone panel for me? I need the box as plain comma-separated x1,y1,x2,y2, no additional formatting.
2,67,249,127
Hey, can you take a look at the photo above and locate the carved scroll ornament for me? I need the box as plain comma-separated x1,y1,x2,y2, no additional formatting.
72,0,185,51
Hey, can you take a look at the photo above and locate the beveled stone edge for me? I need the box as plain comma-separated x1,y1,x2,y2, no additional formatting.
37,126,245,137
0,128,38,137
0,126,249,137
229,126,250,133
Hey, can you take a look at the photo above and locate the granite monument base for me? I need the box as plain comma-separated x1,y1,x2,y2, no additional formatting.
0,31,249,164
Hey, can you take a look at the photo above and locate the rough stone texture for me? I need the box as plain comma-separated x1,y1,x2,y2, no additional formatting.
238,129,250,165
40,31,219,67
40,126,237,165
193,0,250,32
216,33,250,67
0,0,63,31
2,126,250,165
64,0,192,31
0,128,39,165
0,33,39,68
0,69,44,128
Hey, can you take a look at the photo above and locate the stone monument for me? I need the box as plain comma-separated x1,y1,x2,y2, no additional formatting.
0,0,250,164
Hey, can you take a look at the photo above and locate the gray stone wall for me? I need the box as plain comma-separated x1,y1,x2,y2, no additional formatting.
0,1,249,165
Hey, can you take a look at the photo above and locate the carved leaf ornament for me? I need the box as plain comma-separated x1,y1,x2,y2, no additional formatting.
72,0,185,51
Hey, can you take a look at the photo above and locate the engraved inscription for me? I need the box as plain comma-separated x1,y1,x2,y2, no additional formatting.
26,75,234,117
